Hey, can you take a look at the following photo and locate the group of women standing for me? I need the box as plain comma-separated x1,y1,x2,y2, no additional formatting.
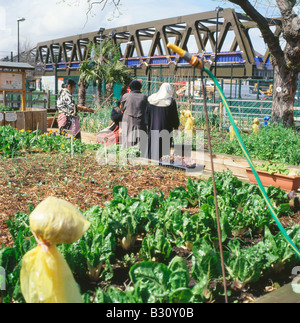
120,79,180,160
57,78,180,161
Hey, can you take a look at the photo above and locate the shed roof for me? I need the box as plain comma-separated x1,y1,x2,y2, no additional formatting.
0,61,35,70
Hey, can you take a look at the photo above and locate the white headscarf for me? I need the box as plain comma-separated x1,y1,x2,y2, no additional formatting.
148,83,173,107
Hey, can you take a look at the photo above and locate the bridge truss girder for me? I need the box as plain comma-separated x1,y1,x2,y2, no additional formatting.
35,8,282,78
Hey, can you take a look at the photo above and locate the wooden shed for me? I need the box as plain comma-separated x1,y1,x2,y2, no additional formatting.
0,62,47,133
0,61,35,111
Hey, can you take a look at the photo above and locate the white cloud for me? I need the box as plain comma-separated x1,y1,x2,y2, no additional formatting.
96,0,208,32
0,0,92,55
0,0,270,59
21,0,91,41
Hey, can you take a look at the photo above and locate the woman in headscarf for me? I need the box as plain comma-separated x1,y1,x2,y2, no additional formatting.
57,80,94,141
147,83,179,160
121,80,148,151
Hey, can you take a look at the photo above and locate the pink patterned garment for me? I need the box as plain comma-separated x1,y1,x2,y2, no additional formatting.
58,114,81,136
72,116,81,135
57,113,67,129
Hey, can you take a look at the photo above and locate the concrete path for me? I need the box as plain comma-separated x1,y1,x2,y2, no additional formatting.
253,283,300,303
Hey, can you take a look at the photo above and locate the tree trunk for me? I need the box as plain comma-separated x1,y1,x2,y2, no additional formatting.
78,81,86,106
228,0,300,127
272,63,297,126
121,77,132,97
105,82,114,104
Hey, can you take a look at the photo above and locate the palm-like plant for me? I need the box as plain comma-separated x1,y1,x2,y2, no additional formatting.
79,39,131,108
95,39,131,104
78,60,95,106
103,60,131,103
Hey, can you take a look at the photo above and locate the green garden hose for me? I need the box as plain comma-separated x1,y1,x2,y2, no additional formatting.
205,67,300,260
167,41,300,260
167,43,300,258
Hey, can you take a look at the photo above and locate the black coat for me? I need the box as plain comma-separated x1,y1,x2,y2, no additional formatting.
111,106,123,125
121,91,148,149
147,99,179,160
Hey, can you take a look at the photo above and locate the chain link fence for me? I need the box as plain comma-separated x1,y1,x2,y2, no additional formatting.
138,75,300,127
2,75,299,127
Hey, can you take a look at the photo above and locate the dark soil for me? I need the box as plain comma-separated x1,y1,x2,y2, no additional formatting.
1,150,300,303
0,152,189,247
279,212,300,228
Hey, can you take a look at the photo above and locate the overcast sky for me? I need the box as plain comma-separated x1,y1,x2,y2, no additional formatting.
0,0,285,59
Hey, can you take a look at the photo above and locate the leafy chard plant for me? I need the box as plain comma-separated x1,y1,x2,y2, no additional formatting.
1,170,299,303
0,212,36,303
139,228,173,262
91,256,210,303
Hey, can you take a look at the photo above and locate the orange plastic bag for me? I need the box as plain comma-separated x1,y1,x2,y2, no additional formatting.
20,197,90,303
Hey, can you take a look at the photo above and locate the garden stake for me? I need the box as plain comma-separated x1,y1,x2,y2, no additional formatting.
65,130,74,158
71,134,74,158
200,68,228,303
50,111,58,129
104,137,108,165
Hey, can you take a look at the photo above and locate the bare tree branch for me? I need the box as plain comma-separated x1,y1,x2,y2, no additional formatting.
229,0,284,64
82,0,122,17
59,0,122,22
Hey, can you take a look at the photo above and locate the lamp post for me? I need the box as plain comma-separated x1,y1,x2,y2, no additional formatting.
98,27,105,105
214,7,223,78
98,27,105,56
109,29,117,40
54,54,58,104
17,17,26,62
213,7,223,103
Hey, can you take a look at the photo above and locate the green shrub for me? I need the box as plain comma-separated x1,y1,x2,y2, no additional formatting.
214,123,300,166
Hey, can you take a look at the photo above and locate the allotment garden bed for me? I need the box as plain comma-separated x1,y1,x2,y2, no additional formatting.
1,152,300,303
211,123,300,167
1,124,300,303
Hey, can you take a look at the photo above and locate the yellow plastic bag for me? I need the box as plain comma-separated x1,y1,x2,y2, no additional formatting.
20,197,90,303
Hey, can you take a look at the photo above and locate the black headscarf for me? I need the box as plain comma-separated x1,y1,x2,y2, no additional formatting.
129,80,142,91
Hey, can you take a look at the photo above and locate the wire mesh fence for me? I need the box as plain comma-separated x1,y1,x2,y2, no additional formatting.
1,75,299,126
139,75,300,126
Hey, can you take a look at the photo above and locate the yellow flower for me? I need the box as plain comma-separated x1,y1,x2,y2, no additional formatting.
27,130,32,133
61,144,65,148
42,134,45,137
20,129,25,133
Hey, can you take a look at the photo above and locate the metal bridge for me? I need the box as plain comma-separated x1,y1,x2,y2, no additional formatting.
35,8,281,78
